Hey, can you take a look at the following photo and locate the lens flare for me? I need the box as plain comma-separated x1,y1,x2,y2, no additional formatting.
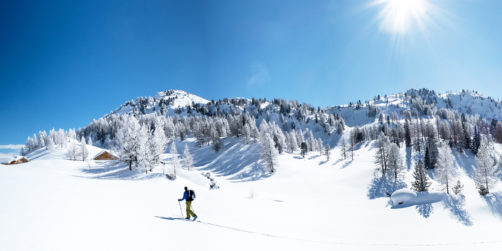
372,0,431,34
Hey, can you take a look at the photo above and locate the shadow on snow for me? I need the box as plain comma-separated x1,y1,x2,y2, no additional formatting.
188,139,269,182
76,161,166,180
484,192,502,220
367,173,406,200
442,194,472,225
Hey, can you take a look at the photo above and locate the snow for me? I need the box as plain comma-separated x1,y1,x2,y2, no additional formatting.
391,188,416,205
155,89,209,108
332,88,502,122
2,138,502,251
6,88,502,250
0,152,16,163
391,188,444,208
110,90,210,115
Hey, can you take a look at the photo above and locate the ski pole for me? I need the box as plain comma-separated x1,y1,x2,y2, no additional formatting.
178,200,184,218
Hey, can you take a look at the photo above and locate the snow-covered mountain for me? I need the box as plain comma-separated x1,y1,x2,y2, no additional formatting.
5,88,502,250
110,88,502,122
110,89,209,116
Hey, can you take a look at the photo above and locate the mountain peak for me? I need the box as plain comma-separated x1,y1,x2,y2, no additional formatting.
109,89,209,116
155,89,209,108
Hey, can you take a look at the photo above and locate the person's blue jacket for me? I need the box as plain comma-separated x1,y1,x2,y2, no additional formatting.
178,191,189,201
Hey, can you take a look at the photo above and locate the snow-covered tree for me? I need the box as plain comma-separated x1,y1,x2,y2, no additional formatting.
80,136,88,161
340,138,347,160
435,143,456,194
452,180,464,195
324,145,330,161
68,129,77,142
387,143,404,181
38,130,47,147
296,129,305,149
57,129,66,148
260,133,277,173
48,129,57,146
46,137,55,151
149,124,167,166
67,143,79,161
272,123,287,154
136,125,153,173
288,131,298,153
115,116,142,171
307,130,315,152
183,144,194,171
170,142,180,178
87,137,93,146
317,138,323,155
474,136,497,195
243,124,251,144
411,160,431,192
374,133,389,175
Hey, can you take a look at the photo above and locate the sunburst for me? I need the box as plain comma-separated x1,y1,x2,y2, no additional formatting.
371,0,432,35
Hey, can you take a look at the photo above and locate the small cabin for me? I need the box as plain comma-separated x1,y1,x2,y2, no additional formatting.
94,151,118,160
3,156,29,165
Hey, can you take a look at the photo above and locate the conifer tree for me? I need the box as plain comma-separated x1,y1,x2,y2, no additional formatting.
300,142,308,158
324,145,330,161
412,160,431,192
404,119,412,147
452,180,464,195
424,146,431,169
341,138,347,160
472,127,481,155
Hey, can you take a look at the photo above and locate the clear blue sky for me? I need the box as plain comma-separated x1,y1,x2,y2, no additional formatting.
1,0,502,147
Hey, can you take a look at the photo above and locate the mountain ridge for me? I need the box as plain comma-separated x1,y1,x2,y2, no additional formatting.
107,88,502,122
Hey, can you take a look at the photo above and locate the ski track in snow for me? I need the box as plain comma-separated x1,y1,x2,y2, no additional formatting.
158,215,502,248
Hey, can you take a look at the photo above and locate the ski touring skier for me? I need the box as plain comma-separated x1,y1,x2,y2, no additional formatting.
178,186,197,221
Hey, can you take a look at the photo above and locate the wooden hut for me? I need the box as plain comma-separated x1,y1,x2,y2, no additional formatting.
94,151,118,160
3,156,29,165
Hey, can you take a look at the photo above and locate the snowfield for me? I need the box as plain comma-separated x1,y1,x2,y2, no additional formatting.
2,139,502,251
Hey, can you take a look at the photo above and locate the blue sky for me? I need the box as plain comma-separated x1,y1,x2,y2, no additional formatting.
1,0,502,148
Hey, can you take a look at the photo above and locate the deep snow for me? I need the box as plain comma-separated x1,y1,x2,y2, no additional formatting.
2,138,502,251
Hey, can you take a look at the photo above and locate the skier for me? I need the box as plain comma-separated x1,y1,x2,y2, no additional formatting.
178,186,197,221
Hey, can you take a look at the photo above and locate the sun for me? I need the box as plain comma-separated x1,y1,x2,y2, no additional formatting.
372,0,431,34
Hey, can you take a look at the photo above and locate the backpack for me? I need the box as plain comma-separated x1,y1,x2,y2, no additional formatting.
188,190,196,201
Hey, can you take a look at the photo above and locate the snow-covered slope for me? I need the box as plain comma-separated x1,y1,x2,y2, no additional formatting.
6,88,502,250
2,139,502,251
